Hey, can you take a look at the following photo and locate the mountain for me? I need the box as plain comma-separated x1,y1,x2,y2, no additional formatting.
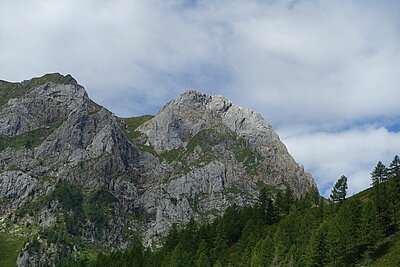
0,73,315,266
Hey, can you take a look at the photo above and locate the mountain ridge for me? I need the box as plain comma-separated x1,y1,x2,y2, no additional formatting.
0,73,316,266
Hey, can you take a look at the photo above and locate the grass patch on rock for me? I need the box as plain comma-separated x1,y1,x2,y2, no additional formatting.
0,120,64,152
123,115,153,141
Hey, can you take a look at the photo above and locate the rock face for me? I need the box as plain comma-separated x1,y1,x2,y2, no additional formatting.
0,74,316,266
139,90,315,196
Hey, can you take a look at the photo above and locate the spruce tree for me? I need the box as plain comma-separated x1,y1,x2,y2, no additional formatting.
273,225,291,264
275,191,285,216
275,186,295,216
326,201,360,266
330,175,348,203
359,200,382,248
371,161,387,185
371,162,392,232
284,186,295,210
266,197,278,224
386,156,400,229
211,234,228,264
250,236,274,267
304,222,328,267
388,155,400,178
196,239,211,267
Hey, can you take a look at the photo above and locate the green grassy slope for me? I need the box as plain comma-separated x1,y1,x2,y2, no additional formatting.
0,233,25,267
371,234,400,267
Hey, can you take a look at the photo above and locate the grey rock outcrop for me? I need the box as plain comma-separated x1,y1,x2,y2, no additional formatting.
139,90,315,198
0,171,35,209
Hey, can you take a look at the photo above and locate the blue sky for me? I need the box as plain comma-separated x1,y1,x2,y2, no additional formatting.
1,0,400,196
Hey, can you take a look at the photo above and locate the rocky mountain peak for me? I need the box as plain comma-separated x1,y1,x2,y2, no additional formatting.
0,75,317,265
0,73,97,136
172,89,232,113
139,90,277,154
138,89,315,194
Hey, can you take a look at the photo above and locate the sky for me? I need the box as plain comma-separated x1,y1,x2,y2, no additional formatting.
1,0,400,196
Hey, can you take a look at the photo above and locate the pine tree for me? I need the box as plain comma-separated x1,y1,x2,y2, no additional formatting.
211,234,228,264
196,239,211,267
284,186,295,211
326,199,362,266
213,260,223,267
371,162,392,232
165,223,179,249
276,186,295,216
358,200,382,248
371,161,387,185
316,197,325,223
342,199,362,261
330,175,348,203
388,155,400,178
388,155,400,228
304,222,328,267
163,243,193,267
250,236,274,267
257,187,268,220
273,225,291,264
266,197,278,224
275,191,285,216
238,247,252,267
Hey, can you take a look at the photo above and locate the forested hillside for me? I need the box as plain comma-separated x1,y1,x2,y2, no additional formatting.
60,156,400,267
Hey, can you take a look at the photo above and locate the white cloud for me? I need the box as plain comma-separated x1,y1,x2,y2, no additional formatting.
1,0,399,122
279,126,400,196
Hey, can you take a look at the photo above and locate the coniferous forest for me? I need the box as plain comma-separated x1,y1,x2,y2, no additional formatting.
63,155,400,267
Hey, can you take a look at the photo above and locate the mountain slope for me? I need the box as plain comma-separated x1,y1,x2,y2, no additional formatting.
0,73,316,266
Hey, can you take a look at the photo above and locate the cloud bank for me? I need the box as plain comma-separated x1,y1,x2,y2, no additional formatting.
280,127,400,196
1,0,399,195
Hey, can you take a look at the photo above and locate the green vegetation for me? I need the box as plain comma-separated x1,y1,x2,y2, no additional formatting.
123,115,153,142
0,73,76,107
123,122,263,174
224,186,242,195
186,128,235,154
85,189,118,230
0,120,64,152
46,182,120,236
6,164,20,171
15,181,119,241
0,233,25,267
11,181,124,266
136,144,159,157
48,181,85,235
369,234,400,267
330,175,348,203
123,115,161,158
88,103,102,116
234,144,262,174
160,148,185,163
184,127,263,174
185,128,218,153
